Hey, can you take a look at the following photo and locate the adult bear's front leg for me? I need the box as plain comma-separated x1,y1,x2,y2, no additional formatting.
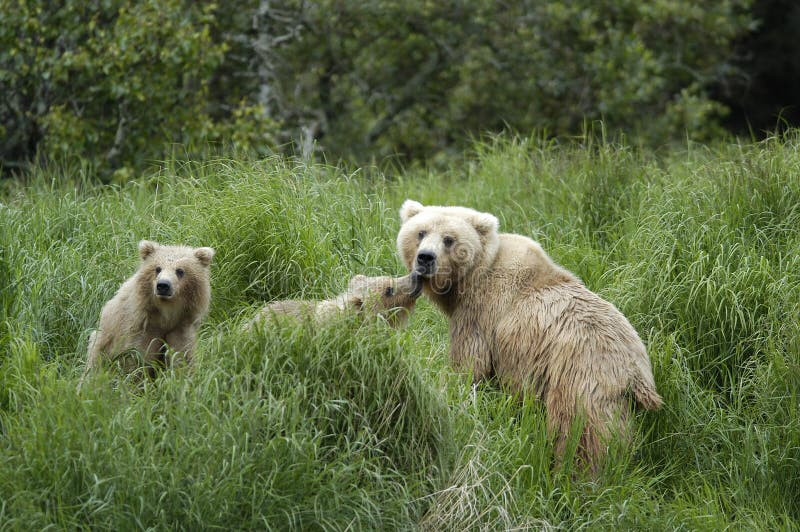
450,321,493,383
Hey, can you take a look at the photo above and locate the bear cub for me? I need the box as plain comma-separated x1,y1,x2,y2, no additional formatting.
245,272,422,329
79,240,214,388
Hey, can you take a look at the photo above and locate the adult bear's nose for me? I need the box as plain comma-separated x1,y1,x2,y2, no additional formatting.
156,280,173,297
416,250,436,275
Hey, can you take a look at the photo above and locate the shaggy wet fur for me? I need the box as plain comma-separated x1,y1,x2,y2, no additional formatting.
397,200,662,470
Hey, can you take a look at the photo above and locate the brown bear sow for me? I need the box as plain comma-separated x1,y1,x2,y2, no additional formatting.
79,240,215,388
245,273,423,329
396,200,662,469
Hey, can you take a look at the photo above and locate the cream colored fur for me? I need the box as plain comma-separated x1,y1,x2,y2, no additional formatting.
245,273,421,329
79,240,214,389
397,200,662,469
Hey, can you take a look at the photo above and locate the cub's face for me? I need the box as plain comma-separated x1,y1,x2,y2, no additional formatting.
396,200,499,294
347,273,422,326
137,240,215,304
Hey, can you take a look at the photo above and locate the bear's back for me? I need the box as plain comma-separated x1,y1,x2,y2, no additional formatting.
485,234,647,397
492,280,646,398
487,233,578,290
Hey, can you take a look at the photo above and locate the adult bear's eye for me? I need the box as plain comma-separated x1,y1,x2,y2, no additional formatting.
155,267,162,274
176,268,185,278
384,286,394,297
443,236,455,248
418,230,427,240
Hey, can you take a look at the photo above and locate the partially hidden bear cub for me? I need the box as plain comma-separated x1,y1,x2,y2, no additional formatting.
245,273,422,329
396,199,662,470
79,240,215,389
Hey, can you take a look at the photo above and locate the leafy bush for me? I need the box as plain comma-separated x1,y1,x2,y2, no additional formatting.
0,1,278,180
233,0,753,160
2,1,755,175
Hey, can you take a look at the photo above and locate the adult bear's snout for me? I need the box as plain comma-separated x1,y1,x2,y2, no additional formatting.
416,250,436,275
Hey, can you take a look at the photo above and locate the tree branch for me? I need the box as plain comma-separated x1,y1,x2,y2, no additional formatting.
365,48,441,145
105,102,128,165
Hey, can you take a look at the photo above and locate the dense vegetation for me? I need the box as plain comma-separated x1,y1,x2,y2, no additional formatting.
0,0,781,177
1,133,798,528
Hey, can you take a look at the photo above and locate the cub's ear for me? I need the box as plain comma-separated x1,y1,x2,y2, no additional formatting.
194,247,215,267
400,200,424,222
138,240,158,260
470,211,499,236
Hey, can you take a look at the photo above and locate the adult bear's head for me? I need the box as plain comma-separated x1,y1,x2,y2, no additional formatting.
396,200,500,296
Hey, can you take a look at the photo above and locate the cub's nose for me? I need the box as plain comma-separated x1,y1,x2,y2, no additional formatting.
156,280,173,297
415,250,436,275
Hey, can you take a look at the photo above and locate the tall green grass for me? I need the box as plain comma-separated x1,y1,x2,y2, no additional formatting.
1,132,799,528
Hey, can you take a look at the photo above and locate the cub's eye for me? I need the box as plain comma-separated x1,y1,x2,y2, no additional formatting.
384,286,394,297
443,236,455,248
176,268,185,278
155,267,162,274
417,230,427,240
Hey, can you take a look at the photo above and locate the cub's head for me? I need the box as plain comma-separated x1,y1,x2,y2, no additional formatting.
396,200,499,294
136,240,215,310
346,272,423,326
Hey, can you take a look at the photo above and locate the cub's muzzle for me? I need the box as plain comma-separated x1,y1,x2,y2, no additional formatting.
397,272,424,298
156,280,173,297
409,272,423,298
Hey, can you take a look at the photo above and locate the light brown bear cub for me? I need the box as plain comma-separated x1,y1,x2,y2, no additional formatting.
396,200,661,470
246,273,422,329
79,240,214,388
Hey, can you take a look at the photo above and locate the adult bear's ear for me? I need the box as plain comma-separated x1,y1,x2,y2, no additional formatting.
400,200,424,222
470,212,499,236
138,240,158,260
194,247,215,267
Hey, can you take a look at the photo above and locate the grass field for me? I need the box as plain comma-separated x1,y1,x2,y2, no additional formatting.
1,133,799,529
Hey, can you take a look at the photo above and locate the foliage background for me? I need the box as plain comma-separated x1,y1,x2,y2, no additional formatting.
6,0,796,177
